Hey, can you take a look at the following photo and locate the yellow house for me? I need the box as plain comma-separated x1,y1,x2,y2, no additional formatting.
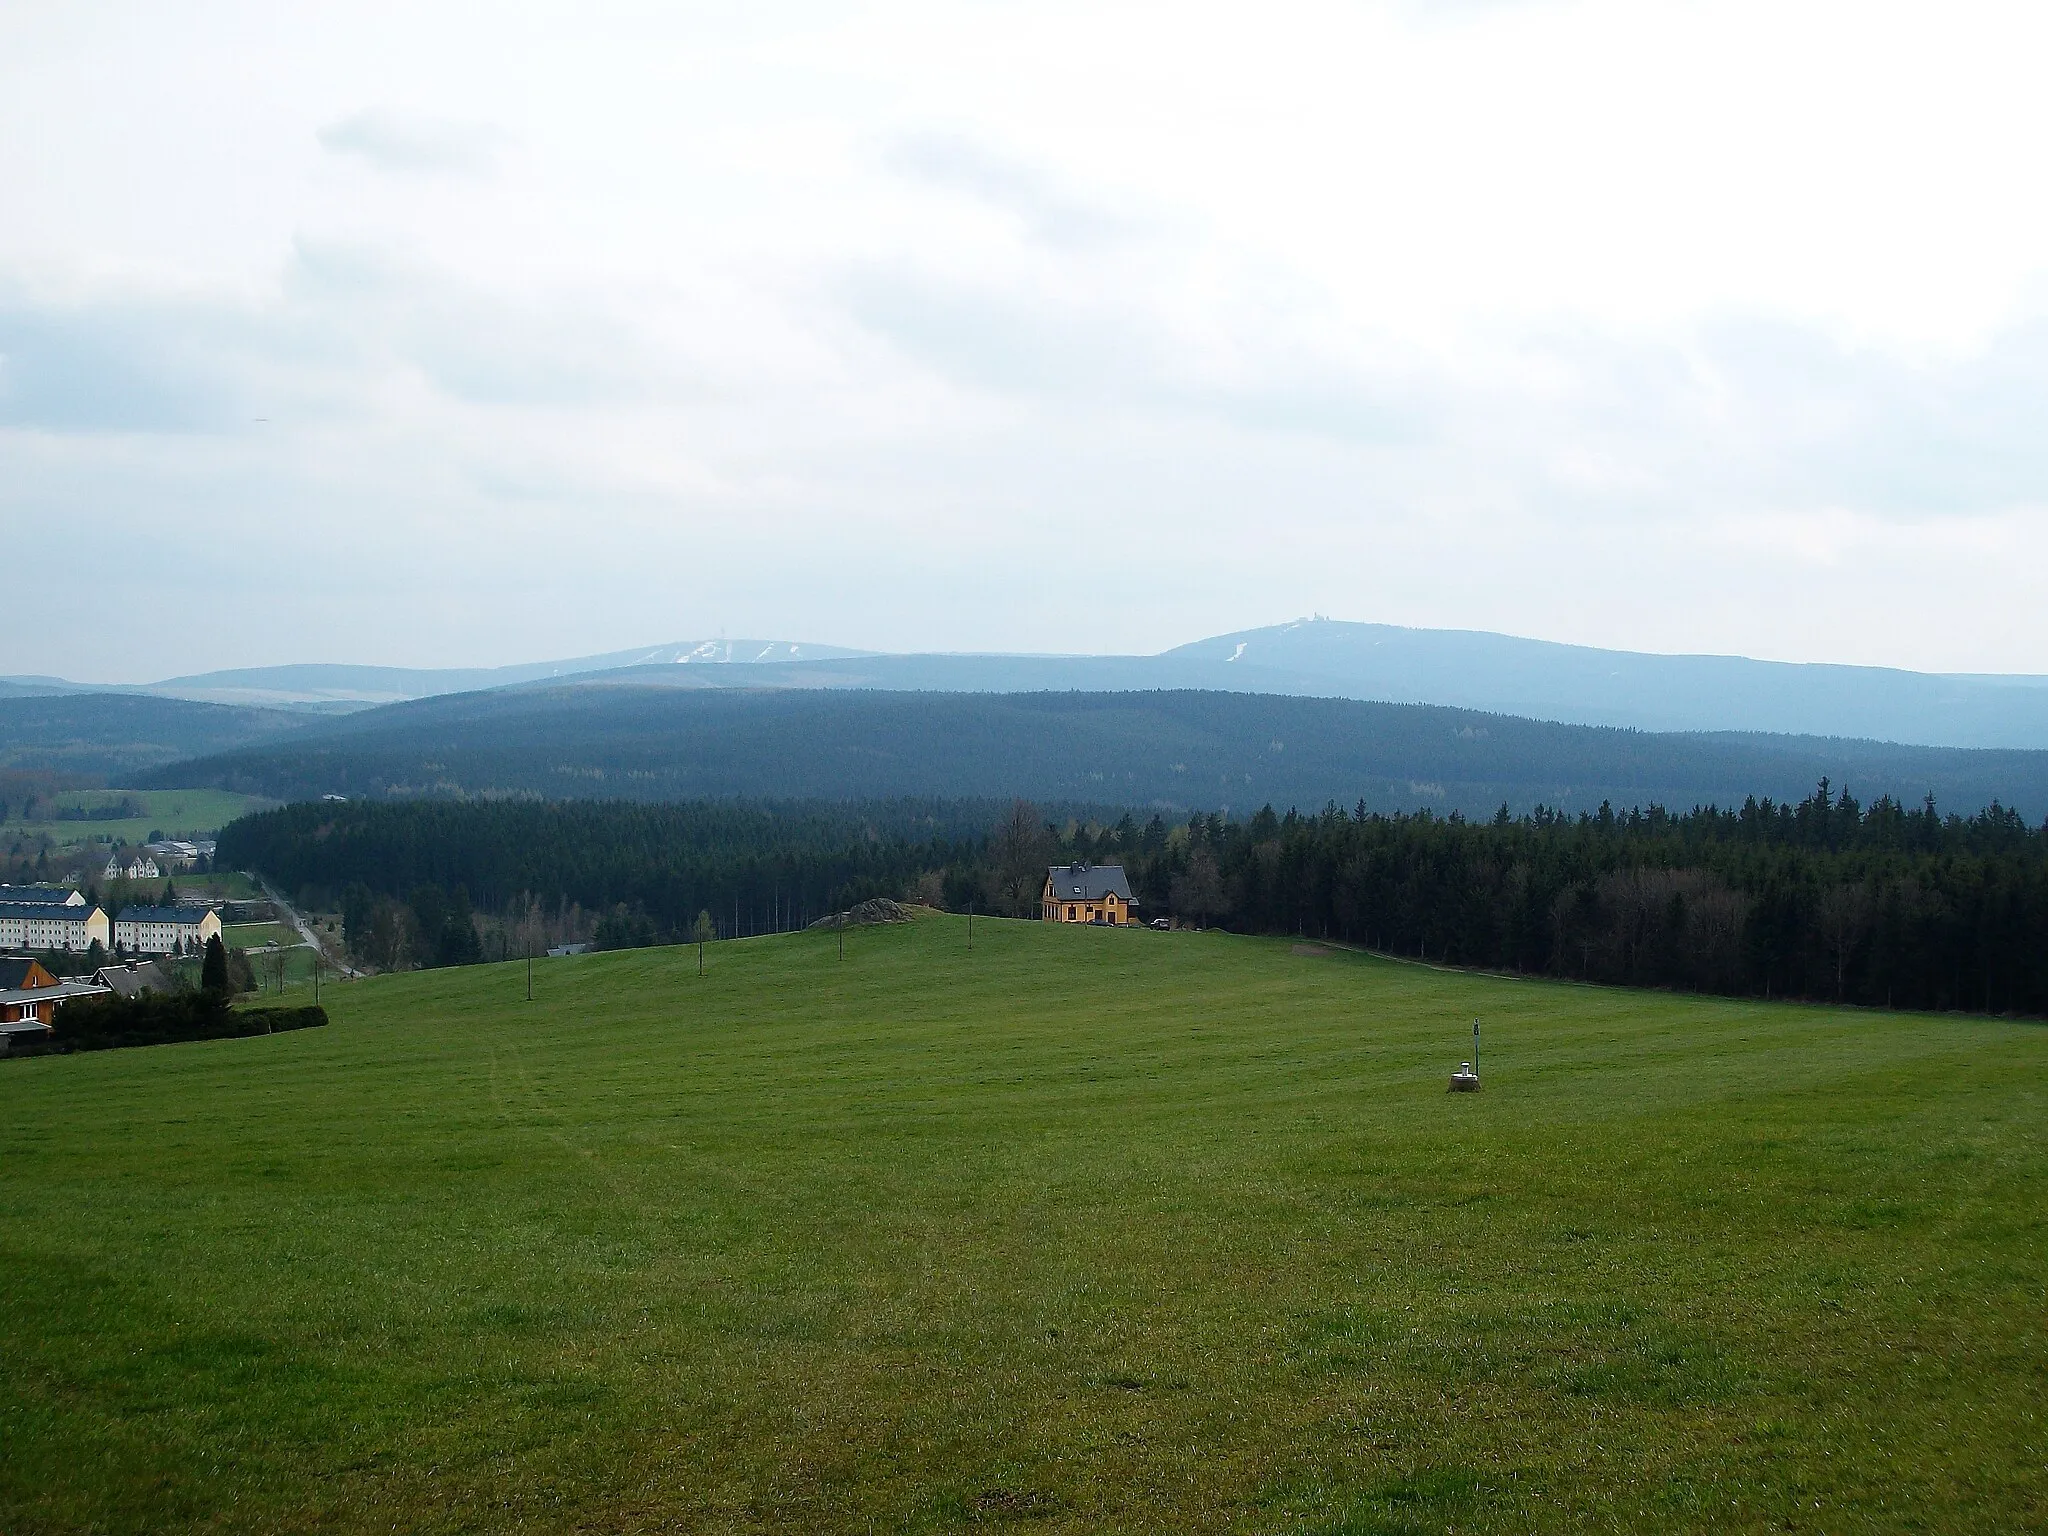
1041,862,1137,925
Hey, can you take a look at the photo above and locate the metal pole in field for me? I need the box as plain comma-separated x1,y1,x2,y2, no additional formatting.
968,902,973,951
1473,1018,1480,1077
527,944,533,1003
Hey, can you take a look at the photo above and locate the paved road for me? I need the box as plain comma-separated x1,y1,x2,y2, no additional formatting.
250,871,361,978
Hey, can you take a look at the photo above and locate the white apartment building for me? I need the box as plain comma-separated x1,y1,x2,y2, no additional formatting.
0,904,111,952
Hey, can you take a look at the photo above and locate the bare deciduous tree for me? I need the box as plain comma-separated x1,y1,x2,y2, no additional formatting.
990,800,1054,917
1816,882,1871,1001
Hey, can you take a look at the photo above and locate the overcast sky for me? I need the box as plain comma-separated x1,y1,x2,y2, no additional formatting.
6,1,2048,680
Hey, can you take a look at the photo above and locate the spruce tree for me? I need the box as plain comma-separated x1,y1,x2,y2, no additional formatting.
201,934,229,994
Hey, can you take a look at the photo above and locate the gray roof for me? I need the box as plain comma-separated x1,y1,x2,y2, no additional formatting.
0,904,100,922
115,906,211,924
1045,863,1135,903
0,886,84,907
0,981,110,1007
94,961,172,998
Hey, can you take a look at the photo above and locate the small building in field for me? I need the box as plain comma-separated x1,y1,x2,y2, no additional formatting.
1041,862,1138,926
0,1017,57,1054
0,903,110,953
112,906,222,956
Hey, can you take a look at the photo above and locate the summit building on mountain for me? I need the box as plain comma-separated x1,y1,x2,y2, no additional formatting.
1041,862,1136,926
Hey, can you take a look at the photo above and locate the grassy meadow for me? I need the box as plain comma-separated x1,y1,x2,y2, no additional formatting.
5,788,276,854
222,920,307,950
0,914,2042,1533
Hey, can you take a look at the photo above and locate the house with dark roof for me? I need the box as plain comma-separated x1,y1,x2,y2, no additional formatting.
0,956,61,1025
1041,862,1138,926
0,958,110,1048
0,886,86,908
94,960,174,999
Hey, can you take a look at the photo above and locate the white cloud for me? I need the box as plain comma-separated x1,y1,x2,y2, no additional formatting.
2,0,2048,679
318,109,508,176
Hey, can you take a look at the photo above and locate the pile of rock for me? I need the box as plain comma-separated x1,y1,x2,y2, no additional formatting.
806,898,915,930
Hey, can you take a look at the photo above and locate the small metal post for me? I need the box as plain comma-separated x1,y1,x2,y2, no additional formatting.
1473,1018,1481,1077
526,946,533,1002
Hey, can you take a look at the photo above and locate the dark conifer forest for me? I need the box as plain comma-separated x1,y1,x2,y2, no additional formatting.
224,784,2048,1015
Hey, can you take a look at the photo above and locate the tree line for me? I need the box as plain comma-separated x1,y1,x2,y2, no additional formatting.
218,798,989,970
1073,783,2048,1014
221,785,2048,1014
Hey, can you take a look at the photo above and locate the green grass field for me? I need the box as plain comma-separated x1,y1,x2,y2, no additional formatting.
1,915,2042,1533
5,788,275,852
222,920,304,950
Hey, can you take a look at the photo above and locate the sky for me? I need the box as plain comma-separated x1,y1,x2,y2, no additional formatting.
6,0,2048,681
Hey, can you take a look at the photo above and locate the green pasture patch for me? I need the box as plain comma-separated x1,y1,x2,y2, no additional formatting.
6,788,275,852
0,915,2042,1532
221,921,301,950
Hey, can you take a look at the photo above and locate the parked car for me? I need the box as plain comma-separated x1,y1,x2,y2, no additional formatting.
1149,917,1171,930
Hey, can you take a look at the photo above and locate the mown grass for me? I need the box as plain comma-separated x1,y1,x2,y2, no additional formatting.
1,914,2042,1533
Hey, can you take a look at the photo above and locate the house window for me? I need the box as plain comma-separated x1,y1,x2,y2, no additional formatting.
1066,905,1076,920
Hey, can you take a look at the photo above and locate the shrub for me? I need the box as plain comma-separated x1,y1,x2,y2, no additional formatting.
56,993,327,1052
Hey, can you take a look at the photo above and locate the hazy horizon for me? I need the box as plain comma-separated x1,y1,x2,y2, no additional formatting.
21,614,2048,693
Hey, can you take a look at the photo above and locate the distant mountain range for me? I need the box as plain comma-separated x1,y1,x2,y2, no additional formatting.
0,639,872,710
10,617,2048,749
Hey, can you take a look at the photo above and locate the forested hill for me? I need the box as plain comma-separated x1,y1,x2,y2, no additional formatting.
0,692,311,778
147,685,2048,818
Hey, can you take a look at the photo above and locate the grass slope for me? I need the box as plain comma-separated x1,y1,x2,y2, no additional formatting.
1,916,2042,1533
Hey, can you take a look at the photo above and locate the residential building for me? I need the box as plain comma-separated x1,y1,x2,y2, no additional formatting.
0,903,111,952
0,885,86,907
1041,862,1138,925
0,957,110,1049
112,906,222,956
93,960,174,999
105,852,160,881
0,957,59,1022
